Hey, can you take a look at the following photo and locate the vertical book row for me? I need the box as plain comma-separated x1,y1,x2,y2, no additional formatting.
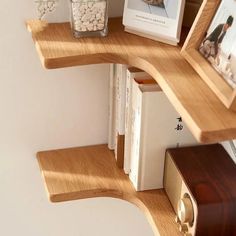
108,64,197,191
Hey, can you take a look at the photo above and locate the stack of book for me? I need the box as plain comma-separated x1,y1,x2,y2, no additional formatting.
108,65,198,191
129,75,198,191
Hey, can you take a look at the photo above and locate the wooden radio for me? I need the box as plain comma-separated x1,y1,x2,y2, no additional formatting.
164,144,236,236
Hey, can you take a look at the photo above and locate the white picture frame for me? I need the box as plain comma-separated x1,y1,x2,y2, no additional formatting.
122,0,186,45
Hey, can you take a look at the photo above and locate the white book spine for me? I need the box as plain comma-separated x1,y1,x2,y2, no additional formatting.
115,64,128,160
116,64,128,136
124,69,148,174
108,64,116,150
129,80,143,187
114,64,119,160
114,64,127,160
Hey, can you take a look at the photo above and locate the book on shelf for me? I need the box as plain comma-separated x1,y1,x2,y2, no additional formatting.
108,64,117,150
123,0,186,45
108,63,128,168
116,64,128,137
124,69,155,174
129,78,198,191
108,64,128,152
113,64,129,167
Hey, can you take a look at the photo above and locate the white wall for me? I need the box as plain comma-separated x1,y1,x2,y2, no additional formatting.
0,1,154,235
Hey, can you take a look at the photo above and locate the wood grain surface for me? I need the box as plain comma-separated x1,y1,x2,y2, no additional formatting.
168,144,236,236
26,17,236,143
181,0,236,110
37,144,182,236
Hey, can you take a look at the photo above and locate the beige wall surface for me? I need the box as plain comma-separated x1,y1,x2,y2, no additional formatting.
0,1,154,236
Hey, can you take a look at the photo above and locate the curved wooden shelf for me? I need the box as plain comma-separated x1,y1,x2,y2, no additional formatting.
37,144,182,236
26,17,236,143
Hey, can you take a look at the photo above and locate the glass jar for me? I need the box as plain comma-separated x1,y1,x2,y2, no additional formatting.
70,0,108,38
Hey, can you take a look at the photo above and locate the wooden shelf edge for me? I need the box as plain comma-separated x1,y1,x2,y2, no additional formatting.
26,18,236,143
37,144,181,236
48,187,161,236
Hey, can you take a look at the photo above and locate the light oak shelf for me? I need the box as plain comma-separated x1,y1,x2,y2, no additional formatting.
37,144,181,236
26,17,236,143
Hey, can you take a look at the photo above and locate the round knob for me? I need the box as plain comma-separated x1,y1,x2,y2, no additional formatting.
179,223,188,233
177,194,194,224
175,216,180,223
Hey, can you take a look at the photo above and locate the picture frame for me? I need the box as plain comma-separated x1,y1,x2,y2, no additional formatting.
181,0,236,111
122,0,186,45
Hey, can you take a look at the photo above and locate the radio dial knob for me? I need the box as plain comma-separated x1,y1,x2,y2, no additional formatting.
177,194,194,224
175,216,180,223
179,223,188,233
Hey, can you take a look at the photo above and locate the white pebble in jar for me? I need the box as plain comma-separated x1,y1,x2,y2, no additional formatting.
71,0,107,33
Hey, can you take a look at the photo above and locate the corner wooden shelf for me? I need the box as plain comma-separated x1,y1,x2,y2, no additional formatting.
27,17,236,143
37,144,181,236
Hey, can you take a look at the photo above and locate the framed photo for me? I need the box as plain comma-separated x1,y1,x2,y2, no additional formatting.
181,0,236,110
122,0,186,45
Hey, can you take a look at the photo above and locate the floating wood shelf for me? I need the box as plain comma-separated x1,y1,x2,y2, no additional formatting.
26,17,236,143
37,144,182,236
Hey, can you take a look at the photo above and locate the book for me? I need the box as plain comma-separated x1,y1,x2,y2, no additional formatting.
129,80,197,191
124,69,155,174
116,64,128,136
108,64,116,150
114,64,128,164
123,0,186,45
